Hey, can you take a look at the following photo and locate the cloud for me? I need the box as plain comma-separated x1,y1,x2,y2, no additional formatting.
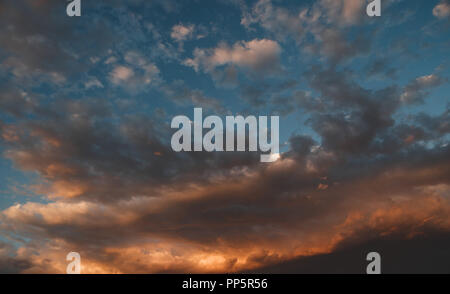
240,0,305,40
1,69,450,273
240,0,372,64
2,59,449,273
0,1,114,85
0,0,449,274
109,51,160,91
401,74,446,104
110,66,135,84
171,24,195,41
0,241,32,274
170,23,208,51
364,58,398,79
251,231,450,273
305,27,371,64
0,96,261,203
84,77,104,89
1,106,450,273
433,0,450,19
0,85,38,118
303,66,401,154
1,146,449,273
416,109,450,136
319,0,365,26
238,79,300,109
160,80,225,112
184,39,282,75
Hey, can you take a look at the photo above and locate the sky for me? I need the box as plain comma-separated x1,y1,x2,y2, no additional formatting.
0,0,449,273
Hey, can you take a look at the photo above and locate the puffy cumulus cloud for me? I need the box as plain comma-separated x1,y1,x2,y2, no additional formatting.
170,23,208,52
433,0,450,19
171,24,195,42
401,74,447,104
110,66,135,84
108,51,160,91
184,39,282,75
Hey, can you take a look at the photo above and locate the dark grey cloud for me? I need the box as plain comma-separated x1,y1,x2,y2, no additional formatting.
416,107,450,136
0,243,32,274
2,138,449,272
2,59,448,272
0,0,115,83
0,95,262,203
304,66,399,155
364,58,398,79
249,231,450,274
305,27,372,65
241,0,375,64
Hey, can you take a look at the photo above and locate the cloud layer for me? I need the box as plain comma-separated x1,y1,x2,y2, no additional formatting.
0,0,449,273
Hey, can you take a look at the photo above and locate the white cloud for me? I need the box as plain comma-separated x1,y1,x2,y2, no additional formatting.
415,74,443,87
104,56,118,65
171,24,195,41
184,39,281,74
84,77,104,89
109,52,160,90
433,1,450,19
110,66,134,84
400,74,445,104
